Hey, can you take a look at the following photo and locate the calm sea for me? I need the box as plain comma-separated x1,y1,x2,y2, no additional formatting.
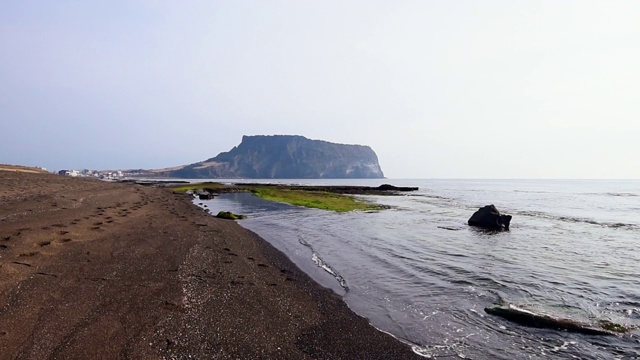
197,179,640,359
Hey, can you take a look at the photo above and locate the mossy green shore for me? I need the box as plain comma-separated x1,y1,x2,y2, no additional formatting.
171,183,385,212
251,187,383,212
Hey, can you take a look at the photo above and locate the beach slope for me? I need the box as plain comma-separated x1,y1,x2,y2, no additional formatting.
0,171,419,359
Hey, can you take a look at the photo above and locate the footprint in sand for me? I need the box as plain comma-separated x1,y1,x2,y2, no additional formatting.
12,261,31,267
18,251,39,257
38,241,51,247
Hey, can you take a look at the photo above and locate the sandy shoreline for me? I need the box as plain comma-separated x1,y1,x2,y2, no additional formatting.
0,171,420,359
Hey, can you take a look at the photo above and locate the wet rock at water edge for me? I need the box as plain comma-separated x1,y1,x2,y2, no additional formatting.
197,190,215,200
216,211,247,220
468,204,512,230
484,304,625,336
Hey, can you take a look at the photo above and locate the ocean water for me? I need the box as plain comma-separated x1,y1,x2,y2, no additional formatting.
197,179,640,359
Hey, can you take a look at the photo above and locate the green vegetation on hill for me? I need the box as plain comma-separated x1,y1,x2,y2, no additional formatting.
0,164,49,174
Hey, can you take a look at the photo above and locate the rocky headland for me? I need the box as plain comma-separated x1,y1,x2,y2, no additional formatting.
144,135,385,179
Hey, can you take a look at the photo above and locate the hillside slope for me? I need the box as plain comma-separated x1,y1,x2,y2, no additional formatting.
155,135,384,179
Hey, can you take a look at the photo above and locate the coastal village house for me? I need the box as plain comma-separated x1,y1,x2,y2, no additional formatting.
57,169,122,178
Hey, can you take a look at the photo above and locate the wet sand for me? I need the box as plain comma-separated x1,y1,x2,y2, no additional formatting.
0,171,420,359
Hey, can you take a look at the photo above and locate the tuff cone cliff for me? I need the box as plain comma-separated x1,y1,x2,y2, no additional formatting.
154,135,385,179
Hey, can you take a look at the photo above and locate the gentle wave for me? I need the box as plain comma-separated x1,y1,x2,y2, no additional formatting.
591,192,639,197
514,191,639,197
406,193,452,200
513,190,556,194
298,235,349,291
515,210,639,230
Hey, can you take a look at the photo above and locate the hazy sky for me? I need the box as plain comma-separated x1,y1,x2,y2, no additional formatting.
2,1,639,178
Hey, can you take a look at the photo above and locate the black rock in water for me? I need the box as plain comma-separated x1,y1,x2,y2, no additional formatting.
197,191,215,200
484,305,615,336
152,135,385,179
376,184,418,191
468,205,512,230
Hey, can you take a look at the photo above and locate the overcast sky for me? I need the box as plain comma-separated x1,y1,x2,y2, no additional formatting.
1,1,638,178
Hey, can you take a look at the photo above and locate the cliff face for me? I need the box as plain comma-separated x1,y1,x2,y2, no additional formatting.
160,135,384,179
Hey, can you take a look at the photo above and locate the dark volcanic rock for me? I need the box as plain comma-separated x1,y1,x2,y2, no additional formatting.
468,205,512,230
376,184,418,191
197,191,215,200
157,135,385,179
484,305,616,336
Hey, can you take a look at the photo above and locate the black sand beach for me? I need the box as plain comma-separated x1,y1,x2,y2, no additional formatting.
0,171,420,359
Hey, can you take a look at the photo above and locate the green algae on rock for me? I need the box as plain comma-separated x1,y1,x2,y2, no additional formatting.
216,211,247,220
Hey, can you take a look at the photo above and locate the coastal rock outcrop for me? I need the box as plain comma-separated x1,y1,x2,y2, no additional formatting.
147,135,385,179
377,184,418,191
468,205,512,230
197,190,215,200
484,304,619,336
